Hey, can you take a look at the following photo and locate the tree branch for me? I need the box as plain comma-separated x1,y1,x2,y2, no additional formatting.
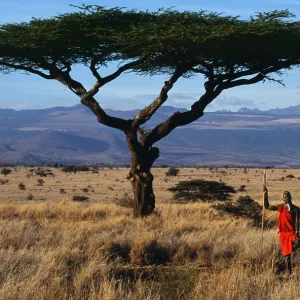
218,72,265,90
264,74,285,87
86,57,147,99
89,57,102,81
143,68,275,147
143,89,221,148
132,66,185,129
0,61,53,79
47,69,131,131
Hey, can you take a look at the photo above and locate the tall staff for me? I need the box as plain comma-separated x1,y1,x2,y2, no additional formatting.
261,169,267,255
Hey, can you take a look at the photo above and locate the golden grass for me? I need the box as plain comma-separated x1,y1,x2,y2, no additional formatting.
1,167,300,299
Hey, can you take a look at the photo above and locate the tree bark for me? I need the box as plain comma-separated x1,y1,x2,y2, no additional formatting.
126,135,159,217
127,166,155,217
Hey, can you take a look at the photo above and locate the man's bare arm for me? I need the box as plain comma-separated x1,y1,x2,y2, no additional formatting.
264,187,280,211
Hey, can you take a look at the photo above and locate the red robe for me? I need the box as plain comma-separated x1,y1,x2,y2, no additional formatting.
278,204,296,256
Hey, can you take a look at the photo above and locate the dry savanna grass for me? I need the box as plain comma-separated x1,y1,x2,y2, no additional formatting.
1,167,300,299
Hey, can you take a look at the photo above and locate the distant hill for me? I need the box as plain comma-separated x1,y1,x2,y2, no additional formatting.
236,103,300,115
1,104,300,166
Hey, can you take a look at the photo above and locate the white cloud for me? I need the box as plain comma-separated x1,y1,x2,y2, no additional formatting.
215,96,255,107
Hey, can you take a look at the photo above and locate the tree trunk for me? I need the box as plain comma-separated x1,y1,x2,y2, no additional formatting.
126,146,159,217
128,167,155,217
125,128,159,217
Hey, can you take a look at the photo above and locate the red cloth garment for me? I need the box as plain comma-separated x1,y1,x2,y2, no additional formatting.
278,204,296,256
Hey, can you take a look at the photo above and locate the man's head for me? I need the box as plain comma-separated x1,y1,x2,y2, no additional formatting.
283,191,292,204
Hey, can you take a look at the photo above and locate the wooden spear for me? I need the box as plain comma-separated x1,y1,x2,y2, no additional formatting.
261,169,267,255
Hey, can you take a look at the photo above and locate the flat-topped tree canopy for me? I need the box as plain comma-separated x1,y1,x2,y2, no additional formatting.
1,7,300,79
1,6,300,217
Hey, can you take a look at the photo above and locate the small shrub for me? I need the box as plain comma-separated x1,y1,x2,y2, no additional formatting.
18,183,26,190
1,168,12,177
62,165,89,174
286,174,295,179
91,167,99,174
279,177,285,181
59,188,66,194
62,165,78,174
37,179,44,186
81,188,89,193
0,179,9,185
26,194,34,200
72,195,89,202
166,167,180,177
212,195,262,227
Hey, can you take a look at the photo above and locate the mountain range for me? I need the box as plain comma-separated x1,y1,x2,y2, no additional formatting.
1,104,300,167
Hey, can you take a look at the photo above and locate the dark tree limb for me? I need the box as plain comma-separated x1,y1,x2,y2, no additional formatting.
143,71,268,147
217,72,265,90
0,61,53,79
132,66,185,129
87,57,147,98
47,66,132,131
89,57,102,81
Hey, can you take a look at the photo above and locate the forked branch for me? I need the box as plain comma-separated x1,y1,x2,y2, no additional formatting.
132,66,186,129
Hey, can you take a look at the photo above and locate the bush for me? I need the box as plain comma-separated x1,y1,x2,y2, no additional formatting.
26,194,34,200
37,179,44,186
168,179,236,202
34,168,54,177
286,174,295,179
18,183,26,190
62,165,90,174
59,188,66,194
62,165,78,174
72,195,89,202
1,168,12,177
166,167,180,177
212,195,262,227
91,167,99,174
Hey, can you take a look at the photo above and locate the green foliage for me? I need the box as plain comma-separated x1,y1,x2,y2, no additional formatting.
212,195,262,227
1,7,300,78
168,179,236,202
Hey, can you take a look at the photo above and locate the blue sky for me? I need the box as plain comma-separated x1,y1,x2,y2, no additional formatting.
1,0,300,111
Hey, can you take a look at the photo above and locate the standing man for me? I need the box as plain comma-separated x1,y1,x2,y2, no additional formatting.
264,187,300,275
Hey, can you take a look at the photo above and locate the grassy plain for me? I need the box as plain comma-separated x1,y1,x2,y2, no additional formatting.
1,167,300,299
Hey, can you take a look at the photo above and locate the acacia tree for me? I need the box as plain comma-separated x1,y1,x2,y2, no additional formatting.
1,7,300,217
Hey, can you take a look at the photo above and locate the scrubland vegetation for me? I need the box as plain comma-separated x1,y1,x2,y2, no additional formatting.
1,167,300,299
